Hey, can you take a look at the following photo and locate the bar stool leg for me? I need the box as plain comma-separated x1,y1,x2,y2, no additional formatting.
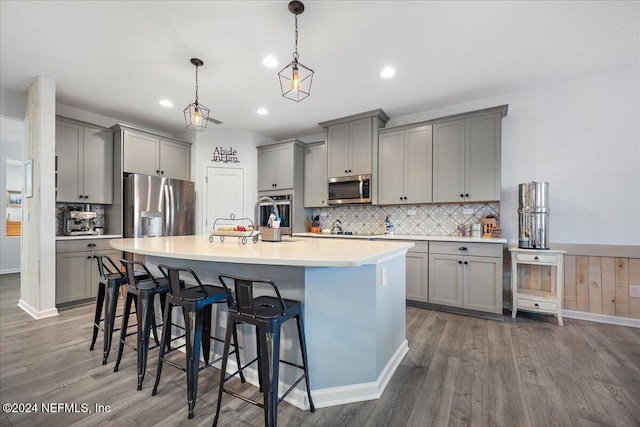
212,315,236,427
137,291,154,391
90,281,106,351
296,313,314,412
152,300,173,397
114,292,134,372
102,281,120,365
202,305,212,365
186,308,204,419
257,324,280,427
231,321,246,383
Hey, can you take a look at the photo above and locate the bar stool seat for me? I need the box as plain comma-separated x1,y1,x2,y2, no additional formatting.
152,265,245,419
213,274,315,427
90,255,148,365
113,259,171,391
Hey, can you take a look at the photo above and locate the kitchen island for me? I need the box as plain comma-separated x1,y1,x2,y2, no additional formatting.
110,235,414,409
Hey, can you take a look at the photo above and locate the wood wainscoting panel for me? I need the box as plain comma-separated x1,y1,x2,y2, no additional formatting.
615,258,630,318
564,255,577,310
576,256,590,312
601,257,616,316
588,257,603,314
630,259,640,319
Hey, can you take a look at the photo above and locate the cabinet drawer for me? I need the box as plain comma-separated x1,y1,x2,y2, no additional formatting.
56,238,114,253
408,241,429,253
517,298,557,312
430,241,502,257
516,253,557,264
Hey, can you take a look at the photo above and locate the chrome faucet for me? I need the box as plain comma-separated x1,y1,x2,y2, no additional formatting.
255,196,280,228
331,219,343,234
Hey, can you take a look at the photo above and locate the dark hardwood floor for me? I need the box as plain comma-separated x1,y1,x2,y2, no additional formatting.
1,272,639,427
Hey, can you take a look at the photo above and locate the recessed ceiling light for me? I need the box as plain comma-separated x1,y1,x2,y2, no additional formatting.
257,108,269,116
159,99,173,107
380,66,396,79
263,56,279,68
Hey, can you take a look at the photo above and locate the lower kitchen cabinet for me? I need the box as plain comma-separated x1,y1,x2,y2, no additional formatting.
405,241,429,303
56,239,120,306
428,241,503,314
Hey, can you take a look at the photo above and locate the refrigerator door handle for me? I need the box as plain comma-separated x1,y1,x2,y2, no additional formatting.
168,184,175,236
163,184,171,236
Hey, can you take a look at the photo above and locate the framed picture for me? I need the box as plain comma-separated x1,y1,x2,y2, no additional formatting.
23,159,32,198
7,190,22,207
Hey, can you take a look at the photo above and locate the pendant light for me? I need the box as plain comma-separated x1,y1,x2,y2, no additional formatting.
184,58,210,131
278,1,314,102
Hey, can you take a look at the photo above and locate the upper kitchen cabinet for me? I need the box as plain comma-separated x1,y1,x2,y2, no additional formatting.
56,118,113,204
378,124,432,205
432,107,506,203
257,139,304,192
320,109,389,179
304,141,327,207
114,125,191,181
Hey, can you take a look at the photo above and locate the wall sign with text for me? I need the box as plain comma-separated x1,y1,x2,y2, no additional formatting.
211,147,240,163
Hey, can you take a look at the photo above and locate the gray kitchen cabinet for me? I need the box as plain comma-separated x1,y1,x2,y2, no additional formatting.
257,139,304,192
432,111,502,203
428,241,502,314
56,119,113,204
405,241,429,303
320,109,389,179
378,125,432,205
304,141,327,207
56,239,120,306
120,127,191,181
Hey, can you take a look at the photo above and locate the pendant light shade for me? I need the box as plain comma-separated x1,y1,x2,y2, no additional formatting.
278,1,314,102
184,58,210,131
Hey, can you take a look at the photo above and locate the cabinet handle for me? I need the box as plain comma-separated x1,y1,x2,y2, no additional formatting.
458,247,468,251
534,303,540,308
348,169,352,173
400,197,403,201
161,170,164,175
403,196,407,200
460,194,464,198
465,193,469,198
87,256,92,259
534,256,539,261
345,170,348,173
156,170,160,174
458,260,462,264
464,261,468,265
78,195,84,199
84,195,89,199
87,243,96,248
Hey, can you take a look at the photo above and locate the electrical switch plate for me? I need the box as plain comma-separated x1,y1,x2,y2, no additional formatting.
407,209,417,216
630,285,640,298
381,267,387,286
463,208,474,215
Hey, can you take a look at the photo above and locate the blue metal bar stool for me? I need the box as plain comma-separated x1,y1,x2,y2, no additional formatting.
151,265,246,419
213,274,315,427
90,255,147,365
113,259,170,390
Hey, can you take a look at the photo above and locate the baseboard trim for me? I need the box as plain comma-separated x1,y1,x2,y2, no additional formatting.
17,299,59,320
562,309,640,328
0,268,20,275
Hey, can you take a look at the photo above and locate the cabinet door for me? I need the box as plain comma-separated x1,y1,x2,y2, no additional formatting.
123,131,160,176
56,251,92,304
56,121,83,203
257,146,276,191
83,127,113,204
433,120,465,203
160,139,190,181
304,143,327,207
404,125,432,204
463,256,502,314
428,253,463,308
327,123,349,178
378,131,404,205
274,144,294,190
349,118,372,175
465,113,501,202
406,251,428,303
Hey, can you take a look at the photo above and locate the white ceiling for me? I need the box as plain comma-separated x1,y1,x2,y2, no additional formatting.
1,1,638,142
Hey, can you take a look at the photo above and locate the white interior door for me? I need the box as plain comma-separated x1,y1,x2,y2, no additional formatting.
205,167,244,231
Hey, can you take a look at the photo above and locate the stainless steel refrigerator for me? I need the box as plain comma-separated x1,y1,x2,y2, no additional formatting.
124,173,195,237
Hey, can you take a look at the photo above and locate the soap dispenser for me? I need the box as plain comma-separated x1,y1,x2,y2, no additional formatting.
384,217,391,235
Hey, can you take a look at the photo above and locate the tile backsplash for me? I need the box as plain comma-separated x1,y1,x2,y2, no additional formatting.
313,202,500,235
55,203,106,235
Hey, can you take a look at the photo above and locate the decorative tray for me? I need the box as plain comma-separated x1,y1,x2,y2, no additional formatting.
208,214,260,244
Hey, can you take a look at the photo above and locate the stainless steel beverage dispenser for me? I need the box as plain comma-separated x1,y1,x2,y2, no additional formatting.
518,181,549,249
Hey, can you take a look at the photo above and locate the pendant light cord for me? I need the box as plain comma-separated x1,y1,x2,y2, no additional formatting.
293,14,299,60
194,64,199,105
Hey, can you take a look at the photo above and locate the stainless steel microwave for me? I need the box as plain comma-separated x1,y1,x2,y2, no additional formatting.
328,175,372,205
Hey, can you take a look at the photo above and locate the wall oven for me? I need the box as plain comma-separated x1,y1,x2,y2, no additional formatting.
328,175,372,205
257,194,292,235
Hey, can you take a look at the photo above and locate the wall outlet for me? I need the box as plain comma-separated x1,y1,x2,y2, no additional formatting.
407,209,417,216
630,285,640,298
463,208,474,215
381,267,387,286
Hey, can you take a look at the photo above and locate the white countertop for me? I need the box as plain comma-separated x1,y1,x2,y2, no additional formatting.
293,232,507,244
56,234,122,240
109,235,414,267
